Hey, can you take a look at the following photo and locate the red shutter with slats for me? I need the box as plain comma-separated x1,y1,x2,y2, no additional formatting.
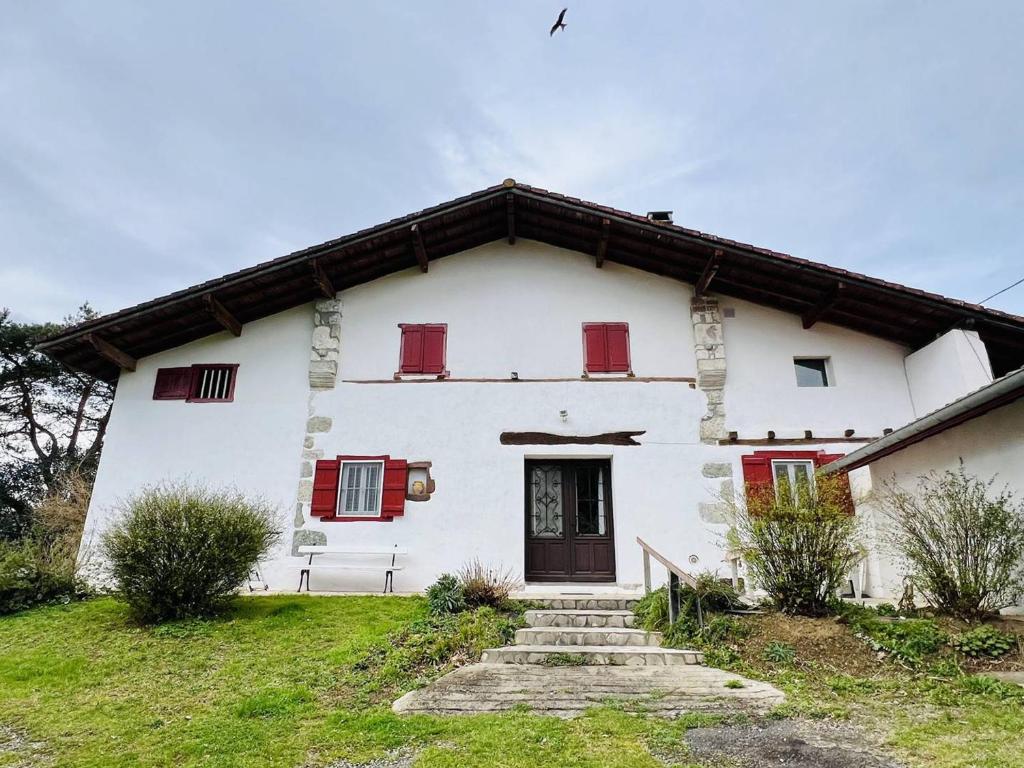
381,458,408,519
605,323,631,372
741,455,775,508
311,459,340,518
583,324,608,372
399,325,424,373
815,453,856,515
153,367,191,400
422,325,447,374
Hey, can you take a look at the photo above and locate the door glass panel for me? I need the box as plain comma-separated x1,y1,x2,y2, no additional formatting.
575,466,607,536
529,464,563,537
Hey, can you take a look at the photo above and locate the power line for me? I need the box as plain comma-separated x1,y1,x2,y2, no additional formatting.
978,276,1024,305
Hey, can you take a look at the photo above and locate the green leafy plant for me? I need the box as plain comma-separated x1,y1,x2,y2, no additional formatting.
723,679,745,689
101,483,280,622
425,573,466,615
844,605,946,667
728,473,861,617
880,464,1024,620
763,641,797,665
873,602,898,617
949,625,1017,659
456,559,520,609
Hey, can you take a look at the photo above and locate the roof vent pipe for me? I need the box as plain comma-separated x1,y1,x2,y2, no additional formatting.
647,210,673,224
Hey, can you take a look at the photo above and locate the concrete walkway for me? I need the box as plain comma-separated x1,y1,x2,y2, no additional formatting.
393,597,784,718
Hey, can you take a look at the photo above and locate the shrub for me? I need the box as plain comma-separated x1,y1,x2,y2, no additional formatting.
763,641,797,665
949,625,1017,659
633,573,743,633
879,465,1024,620
0,537,83,615
728,473,862,616
844,606,946,667
425,573,466,615
456,559,520,608
101,483,280,622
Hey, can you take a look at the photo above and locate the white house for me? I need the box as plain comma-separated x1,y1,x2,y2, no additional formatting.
39,181,1024,596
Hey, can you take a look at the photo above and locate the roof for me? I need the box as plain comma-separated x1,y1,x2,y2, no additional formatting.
37,179,1024,382
821,366,1024,473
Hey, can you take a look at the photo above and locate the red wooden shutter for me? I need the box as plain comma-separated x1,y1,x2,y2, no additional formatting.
422,325,447,374
153,367,192,400
583,324,608,372
741,455,774,509
605,323,631,372
815,453,856,515
381,458,408,518
399,325,424,373
311,459,341,518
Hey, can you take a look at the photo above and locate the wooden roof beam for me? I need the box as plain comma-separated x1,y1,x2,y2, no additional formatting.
86,334,136,372
595,218,610,268
311,258,335,299
203,294,242,337
506,192,516,245
802,281,845,329
410,224,429,273
695,249,722,296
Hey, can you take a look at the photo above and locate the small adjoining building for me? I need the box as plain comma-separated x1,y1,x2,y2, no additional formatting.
38,181,1024,596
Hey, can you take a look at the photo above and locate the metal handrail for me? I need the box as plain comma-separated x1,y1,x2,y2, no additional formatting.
636,536,702,626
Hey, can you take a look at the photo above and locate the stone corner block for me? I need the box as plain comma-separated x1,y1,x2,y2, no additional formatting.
291,528,327,556
699,502,730,525
701,462,732,479
306,416,333,433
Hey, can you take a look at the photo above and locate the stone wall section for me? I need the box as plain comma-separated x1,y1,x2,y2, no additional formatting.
690,298,727,444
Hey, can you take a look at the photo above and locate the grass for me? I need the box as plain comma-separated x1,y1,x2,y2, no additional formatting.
0,597,716,768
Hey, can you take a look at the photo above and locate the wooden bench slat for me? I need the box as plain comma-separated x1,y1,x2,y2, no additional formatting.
297,546,409,555
302,565,404,571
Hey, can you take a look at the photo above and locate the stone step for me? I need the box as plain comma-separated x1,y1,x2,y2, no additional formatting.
524,609,637,628
525,597,641,611
480,644,703,666
515,626,661,647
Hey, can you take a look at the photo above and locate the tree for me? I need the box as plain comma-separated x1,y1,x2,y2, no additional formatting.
0,306,113,539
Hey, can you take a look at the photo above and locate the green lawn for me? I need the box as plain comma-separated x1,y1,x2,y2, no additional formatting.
0,597,709,768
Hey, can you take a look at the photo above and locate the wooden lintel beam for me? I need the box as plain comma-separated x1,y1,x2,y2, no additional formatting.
500,430,645,446
86,334,136,372
802,281,845,329
203,294,242,337
311,259,335,299
695,249,722,296
506,192,516,245
595,218,610,268
410,224,429,273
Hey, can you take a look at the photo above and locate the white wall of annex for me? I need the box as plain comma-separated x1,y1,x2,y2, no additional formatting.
904,329,993,417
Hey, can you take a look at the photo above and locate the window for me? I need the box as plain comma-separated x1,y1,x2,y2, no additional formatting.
771,460,815,504
794,357,830,387
338,461,384,516
582,322,631,373
153,364,238,402
398,324,447,375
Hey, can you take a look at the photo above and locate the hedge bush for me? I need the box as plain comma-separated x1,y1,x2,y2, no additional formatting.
101,483,280,622
0,537,83,615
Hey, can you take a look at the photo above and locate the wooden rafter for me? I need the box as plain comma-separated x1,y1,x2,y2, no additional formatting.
802,281,845,329
410,224,429,273
695,249,722,296
595,218,610,268
311,258,335,299
86,334,136,372
506,192,516,245
203,294,242,337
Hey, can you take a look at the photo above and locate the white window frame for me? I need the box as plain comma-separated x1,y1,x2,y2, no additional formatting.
771,459,816,504
336,461,385,517
793,357,833,388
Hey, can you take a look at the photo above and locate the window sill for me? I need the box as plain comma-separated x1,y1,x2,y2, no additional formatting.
582,371,635,378
321,515,394,523
393,371,449,381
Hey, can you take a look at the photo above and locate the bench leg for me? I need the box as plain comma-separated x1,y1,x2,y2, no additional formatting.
298,569,309,593
383,571,393,594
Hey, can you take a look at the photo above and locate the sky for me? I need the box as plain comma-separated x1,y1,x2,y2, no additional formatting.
2,1,1023,324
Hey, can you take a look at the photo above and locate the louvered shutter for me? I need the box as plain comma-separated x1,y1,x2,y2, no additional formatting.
422,325,447,374
381,458,408,518
583,324,608,372
741,455,774,510
605,323,631,372
399,325,424,373
153,367,191,400
311,459,340,518
815,453,856,515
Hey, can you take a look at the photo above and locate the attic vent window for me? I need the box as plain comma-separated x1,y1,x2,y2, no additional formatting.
794,358,831,388
646,210,673,224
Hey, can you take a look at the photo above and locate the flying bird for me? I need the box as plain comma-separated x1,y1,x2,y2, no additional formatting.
550,8,567,36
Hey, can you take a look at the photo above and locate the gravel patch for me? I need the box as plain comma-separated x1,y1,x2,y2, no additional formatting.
686,719,903,768
0,724,50,767
322,749,416,768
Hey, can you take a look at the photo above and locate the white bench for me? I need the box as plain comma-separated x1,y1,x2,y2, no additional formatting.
296,545,407,594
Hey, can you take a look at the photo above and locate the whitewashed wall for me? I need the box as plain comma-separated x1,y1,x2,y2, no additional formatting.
904,329,993,417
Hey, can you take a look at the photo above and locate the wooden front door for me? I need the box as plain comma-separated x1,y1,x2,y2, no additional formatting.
524,459,615,582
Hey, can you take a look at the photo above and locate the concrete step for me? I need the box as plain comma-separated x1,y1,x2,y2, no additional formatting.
526,597,641,611
515,626,661,647
480,644,703,666
524,609,637,628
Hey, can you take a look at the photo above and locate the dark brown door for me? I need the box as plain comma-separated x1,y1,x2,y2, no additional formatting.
524,460,615,582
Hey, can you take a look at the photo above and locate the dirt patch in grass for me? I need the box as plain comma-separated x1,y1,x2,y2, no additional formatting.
733,613,883,677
